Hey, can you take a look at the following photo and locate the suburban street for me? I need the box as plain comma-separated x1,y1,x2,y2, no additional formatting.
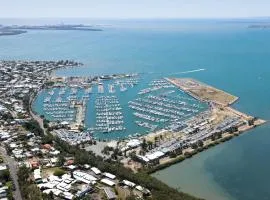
0,146,22,200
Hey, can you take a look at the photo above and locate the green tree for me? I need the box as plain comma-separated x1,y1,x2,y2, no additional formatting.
126,195,137,200
191,143,198,149
147,141,153,150
0,169,10,182
57,154,66,166
141,138,147,151
211,134,216,141
248,118,255,126
18,165,30,183
217,132,222,139
18,165,44,200
26,184,43,200
42,192,54,200
53,168,65,176
41,133,54,144
23,120,44,136
198,140,204,147
129,151,137,161
169,152,177,158
154,136,159,147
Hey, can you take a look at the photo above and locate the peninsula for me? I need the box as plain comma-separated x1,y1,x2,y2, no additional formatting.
125,78,265,173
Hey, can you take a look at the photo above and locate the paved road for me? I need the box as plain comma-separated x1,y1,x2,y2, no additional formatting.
30,108,45,132
0,146,22,200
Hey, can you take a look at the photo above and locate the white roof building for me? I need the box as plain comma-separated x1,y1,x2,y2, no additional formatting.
136,155,150,163
101,178,116,187
126,139,141,148
34,168,42,181
103,172,116,180
73,171,97,184
50,150,60,155
83,164,90,169
42,189,62,196
145,151,165,160
91,167,101,175
62,192,74,200
122,180,136,188
0,165,7,172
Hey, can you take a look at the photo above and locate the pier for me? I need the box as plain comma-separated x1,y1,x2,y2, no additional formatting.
166,78,239,106
125,78,267,176
71,100,86,130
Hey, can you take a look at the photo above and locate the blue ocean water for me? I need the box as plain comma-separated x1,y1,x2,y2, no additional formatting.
1,19,270,200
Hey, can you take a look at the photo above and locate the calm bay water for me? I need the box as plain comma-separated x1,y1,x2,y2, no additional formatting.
33,73,208,140
1,19,270,200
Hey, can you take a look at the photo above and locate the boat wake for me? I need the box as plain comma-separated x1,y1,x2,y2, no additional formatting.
168,68,206,75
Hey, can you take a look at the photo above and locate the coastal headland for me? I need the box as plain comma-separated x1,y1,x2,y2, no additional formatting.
166,78,264,123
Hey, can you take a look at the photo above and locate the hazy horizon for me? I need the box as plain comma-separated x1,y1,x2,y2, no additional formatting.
0,16,270,20
1,0,270,19
0,16,269,27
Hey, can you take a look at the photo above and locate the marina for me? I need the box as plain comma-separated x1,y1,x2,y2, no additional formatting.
92,95,125,133
34,76,208,139
129,81,206,132
43,101,76,122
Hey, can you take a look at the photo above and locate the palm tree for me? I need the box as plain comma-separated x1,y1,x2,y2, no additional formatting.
154,136,159,147
147,141,153,150
198,140,204,147
141,138,147,151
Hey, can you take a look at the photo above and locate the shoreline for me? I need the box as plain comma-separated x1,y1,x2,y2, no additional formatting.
144,78,266,174
148,120,267,174
31,70,266,173
29,61,84,134
28,65,266,200
165,77,239,106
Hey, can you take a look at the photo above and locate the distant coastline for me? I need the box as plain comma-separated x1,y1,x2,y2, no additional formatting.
248,24,270,29
0,24,102,36
0,29,27,36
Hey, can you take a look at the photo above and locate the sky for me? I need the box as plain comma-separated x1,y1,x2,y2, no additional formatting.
0,0,269,19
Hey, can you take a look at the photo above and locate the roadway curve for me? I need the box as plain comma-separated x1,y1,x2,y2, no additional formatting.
0,146,22,200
